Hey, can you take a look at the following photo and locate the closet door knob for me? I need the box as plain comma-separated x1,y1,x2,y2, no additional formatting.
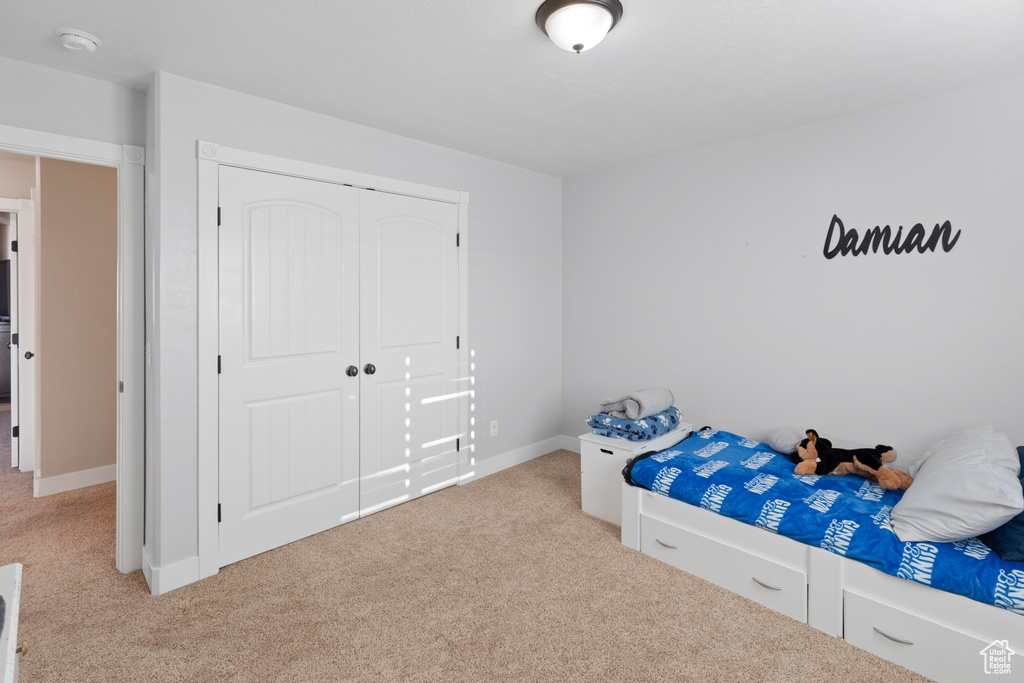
363,363,376,375
346,365,359,377
24,351,34,359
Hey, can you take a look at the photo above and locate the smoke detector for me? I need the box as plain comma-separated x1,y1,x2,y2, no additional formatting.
55,28,101,53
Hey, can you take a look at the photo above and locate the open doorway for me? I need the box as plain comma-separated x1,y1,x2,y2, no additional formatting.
0,125,145,577
0,152,117,490
0,153,36,480
14,157,118,486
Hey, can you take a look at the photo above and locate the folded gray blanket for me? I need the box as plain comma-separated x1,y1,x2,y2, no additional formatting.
599,387,675,420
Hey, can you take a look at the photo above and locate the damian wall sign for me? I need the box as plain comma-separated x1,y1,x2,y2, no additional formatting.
823,214,962,259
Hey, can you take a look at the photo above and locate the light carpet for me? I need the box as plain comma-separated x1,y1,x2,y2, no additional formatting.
0,434,928,681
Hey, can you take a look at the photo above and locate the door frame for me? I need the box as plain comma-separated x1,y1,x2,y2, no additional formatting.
195,141,469,579
0,196,33,471
0,123,146,575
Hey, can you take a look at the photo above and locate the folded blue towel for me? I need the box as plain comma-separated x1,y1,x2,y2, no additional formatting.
586,406,683,441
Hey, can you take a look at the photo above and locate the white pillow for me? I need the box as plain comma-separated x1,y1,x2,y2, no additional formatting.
765,429,801,455
891,426,1024,543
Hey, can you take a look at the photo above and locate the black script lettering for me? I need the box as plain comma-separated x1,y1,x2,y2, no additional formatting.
823,214,844,259
841,226,859,255
936,220,961,252
891,225,907,254
858,225,895,255
904,223,927,253
824,215,961,258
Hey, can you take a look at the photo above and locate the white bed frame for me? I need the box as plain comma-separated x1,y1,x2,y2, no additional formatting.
622,483,1023,682
1,563,22,683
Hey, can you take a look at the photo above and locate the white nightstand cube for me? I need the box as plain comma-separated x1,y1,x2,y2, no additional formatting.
579,423,692,525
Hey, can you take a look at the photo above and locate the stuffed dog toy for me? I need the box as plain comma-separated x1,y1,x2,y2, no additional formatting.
794,429,912,490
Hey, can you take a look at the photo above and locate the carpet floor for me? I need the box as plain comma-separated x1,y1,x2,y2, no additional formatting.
0,432,928,681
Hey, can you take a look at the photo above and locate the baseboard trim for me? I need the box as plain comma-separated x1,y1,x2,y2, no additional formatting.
33,463,116,497
555,434,580,453
463,435,578,483
142,547,200,596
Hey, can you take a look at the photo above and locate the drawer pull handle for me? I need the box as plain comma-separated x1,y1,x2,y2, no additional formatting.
873,627,913,645
752,577,782,591
655,538,678,550
600,448,614,454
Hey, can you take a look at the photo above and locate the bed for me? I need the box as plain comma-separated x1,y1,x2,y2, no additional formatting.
619,428,1023,683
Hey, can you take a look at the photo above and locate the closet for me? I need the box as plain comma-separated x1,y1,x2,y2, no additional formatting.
216,165,461,567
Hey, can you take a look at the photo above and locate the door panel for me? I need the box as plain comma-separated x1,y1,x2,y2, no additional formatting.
378,220,443,348
219,166,360,567
15,209,35,473
248,390,342,507
359,191,459,516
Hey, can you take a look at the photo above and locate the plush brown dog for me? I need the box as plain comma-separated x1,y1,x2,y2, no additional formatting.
795,429,913,491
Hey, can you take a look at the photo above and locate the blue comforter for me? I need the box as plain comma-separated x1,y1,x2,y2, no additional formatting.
586,406,683,441
625,429,1024,615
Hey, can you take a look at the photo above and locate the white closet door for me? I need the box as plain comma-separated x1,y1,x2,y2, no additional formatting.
359,191,459,515
218,166,360,567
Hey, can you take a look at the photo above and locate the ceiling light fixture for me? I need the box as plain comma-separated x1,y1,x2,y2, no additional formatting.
55,28,101,53
536,0,623,54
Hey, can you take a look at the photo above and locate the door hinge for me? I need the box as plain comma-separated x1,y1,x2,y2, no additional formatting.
217,355,222,374
456,335,460,350
456,437,460,451
119,381,124,393
218,503,222,523
217,207,221,226
12,426,18,438
10,333,17,346
456,232,460,247
10,240,16,252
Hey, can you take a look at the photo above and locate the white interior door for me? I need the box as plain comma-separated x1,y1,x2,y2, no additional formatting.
13,208,35,473
358,191,460,515
218,166,361,567
8,212,18,469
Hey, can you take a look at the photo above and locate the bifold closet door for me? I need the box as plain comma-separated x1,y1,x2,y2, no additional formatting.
358,191,460,515
218,166,361,567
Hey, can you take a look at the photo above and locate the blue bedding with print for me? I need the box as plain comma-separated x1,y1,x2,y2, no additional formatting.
586,406,683,441
625,428,1024,615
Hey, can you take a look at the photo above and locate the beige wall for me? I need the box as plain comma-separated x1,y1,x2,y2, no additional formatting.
38,158,117,478
0,153,37,200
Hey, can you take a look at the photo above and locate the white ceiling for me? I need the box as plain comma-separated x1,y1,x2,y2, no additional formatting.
3,0,1023,177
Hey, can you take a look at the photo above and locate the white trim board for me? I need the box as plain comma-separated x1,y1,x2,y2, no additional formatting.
196,141,470,584
33,464,116,497
557,435,581,454
142,547,200,597
0,124,145,576
461,435,578,483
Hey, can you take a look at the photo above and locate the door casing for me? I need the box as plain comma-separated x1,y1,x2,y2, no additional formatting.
0,198,32,471
0,124,146,576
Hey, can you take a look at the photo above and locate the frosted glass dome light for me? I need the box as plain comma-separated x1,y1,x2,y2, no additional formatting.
536,0,623,54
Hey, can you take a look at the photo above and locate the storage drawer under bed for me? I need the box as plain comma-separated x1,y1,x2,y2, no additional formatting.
640,514,807,622
844,591,1001,683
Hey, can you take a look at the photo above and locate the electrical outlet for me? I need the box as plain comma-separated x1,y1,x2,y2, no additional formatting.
490,420,498,437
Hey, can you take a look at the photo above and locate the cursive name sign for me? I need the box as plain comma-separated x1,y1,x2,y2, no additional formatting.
823,214,961,259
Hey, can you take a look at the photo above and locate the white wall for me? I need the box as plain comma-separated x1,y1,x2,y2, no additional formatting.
148,72,563,570
0,56,146,147
562,76,1024,456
